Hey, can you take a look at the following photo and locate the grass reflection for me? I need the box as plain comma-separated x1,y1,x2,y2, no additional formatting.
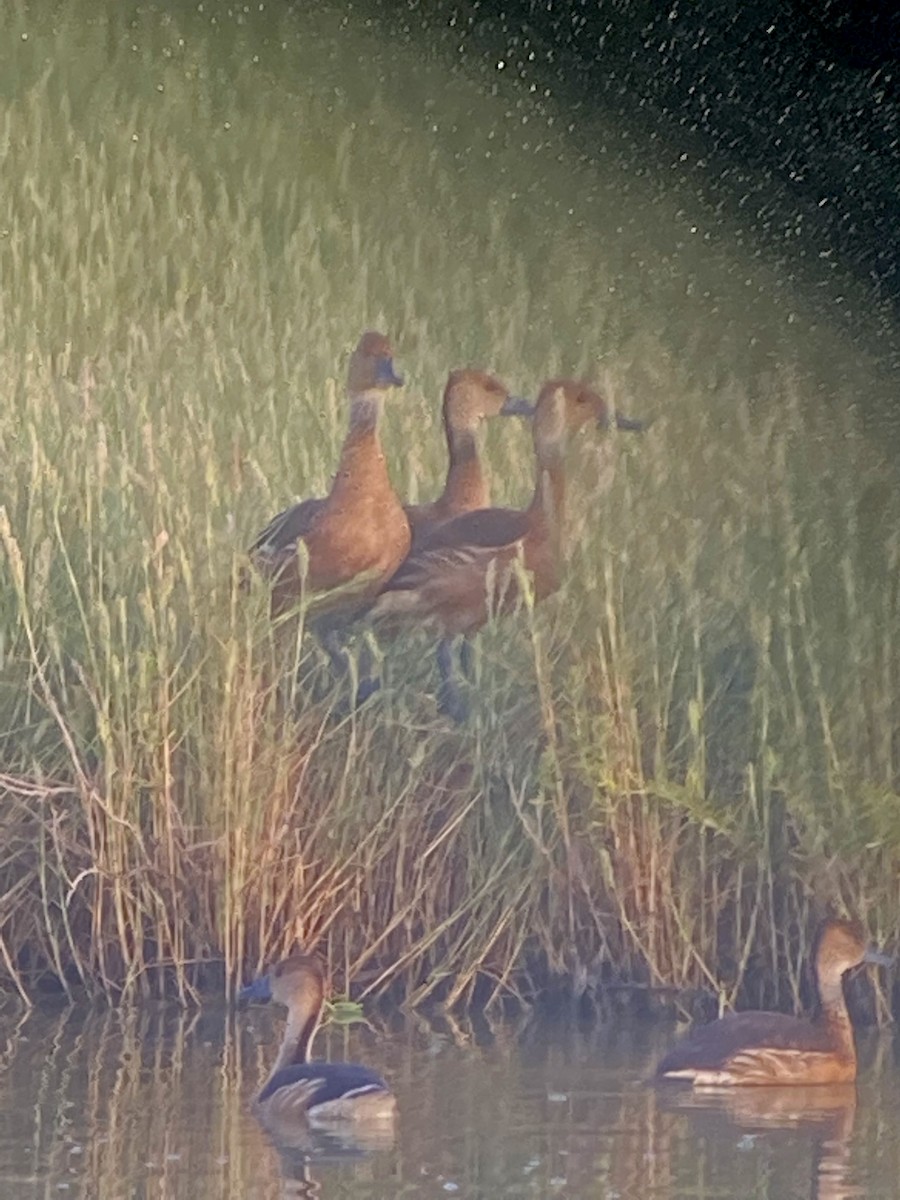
1,1008,898,1197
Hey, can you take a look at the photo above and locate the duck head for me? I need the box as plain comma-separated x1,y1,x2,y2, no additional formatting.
442,368,533,428
531,378,647,452
347,331,404,394
238,953,326,1011
816,918,892,979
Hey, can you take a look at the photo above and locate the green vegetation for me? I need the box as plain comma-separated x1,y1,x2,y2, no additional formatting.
0,1,897,1010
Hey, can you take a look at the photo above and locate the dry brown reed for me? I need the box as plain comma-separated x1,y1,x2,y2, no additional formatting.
0,0,897,1013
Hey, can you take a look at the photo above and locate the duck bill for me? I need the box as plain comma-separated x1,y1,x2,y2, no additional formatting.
237,973,273,1004
863,947,893,967
376,356,404,388
499,394,536,417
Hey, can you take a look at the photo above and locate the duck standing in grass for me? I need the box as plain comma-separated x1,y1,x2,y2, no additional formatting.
404,367,534,550
654,918,891,1087
249,331,409,623
239,954,396,1129
248,331,409,697
369,377,647,719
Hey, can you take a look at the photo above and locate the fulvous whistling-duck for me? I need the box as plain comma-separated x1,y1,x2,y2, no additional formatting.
239,954,396,1127
249,332,410,623
405,368,533,549
654,918,892,1087
369,378,647,719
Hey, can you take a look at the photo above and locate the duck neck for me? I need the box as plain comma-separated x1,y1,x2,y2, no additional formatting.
527,439,567,541
331,390,393,500
817,973,856,1058
268,1003,321,1081
347,389,384,436
443,424,488,511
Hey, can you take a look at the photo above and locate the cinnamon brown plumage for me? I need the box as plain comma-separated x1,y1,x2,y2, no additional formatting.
654,919,891,1087
250,331,410,622
370,377,647,718
404,368,531,549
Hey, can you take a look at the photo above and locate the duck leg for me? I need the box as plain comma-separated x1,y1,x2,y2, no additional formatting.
320,628,350,677
319,629,382,710
353,637,383,706
436,638,469,723
458,637,476,681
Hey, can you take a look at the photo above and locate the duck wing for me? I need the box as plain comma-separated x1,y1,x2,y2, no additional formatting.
258,1061,391,1107
418,506,529,553
382,507,529,595
655,1011,830,1077
250,497,326,570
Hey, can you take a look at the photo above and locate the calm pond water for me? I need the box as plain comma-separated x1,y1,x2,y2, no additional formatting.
1,1004,899,1199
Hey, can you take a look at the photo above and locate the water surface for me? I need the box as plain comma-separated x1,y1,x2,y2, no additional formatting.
1,1005,898,1199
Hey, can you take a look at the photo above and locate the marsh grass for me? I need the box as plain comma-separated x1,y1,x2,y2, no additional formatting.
0,0,898,1011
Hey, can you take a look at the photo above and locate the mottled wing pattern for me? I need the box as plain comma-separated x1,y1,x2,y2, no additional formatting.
257,1061,390,1109
655,1011,830,1078
689,1048,846,1087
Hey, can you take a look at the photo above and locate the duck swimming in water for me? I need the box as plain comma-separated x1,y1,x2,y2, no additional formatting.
239,954,396,1126
654,918,891,1087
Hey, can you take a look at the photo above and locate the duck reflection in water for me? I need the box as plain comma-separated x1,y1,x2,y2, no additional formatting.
238,954,396,1150
260,1121,396,1200
655,1084,859,1200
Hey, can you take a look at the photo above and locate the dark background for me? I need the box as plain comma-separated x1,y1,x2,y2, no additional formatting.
374,0,899,340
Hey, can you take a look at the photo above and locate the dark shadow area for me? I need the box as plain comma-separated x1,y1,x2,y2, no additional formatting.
372,0,899,335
